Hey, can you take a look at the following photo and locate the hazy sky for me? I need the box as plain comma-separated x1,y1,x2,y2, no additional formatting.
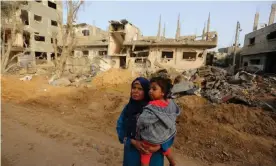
73,1,274,49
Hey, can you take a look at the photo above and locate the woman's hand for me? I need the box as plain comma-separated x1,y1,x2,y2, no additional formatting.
142,143,161,153
131,139,161,154
131,139,150,154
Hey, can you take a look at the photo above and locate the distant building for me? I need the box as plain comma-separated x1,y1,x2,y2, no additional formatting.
2,1,63,67
241,4,276,73
218,46,241,55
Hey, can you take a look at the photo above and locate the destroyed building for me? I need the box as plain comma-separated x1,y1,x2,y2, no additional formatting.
241,4,276,73
107,15,217,72
2,2,217,73
1,0,63,67
71,14,218,73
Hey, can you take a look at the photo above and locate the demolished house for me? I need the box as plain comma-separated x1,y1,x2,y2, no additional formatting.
70,14,217,74
106,15,218,73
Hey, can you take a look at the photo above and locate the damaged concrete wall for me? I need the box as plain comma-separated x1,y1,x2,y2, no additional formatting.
71,46,109,72
241,23,276,56
22,1,62,53
127,47,207,71
108,34,122,55
69,46,123,74
15,1,64,66
124,23,141,41
13,33,24,47
108,22,142,55
74,47,107,60
242,54,267,70
150,47,206,70
74,24,108,38
65,56,91,74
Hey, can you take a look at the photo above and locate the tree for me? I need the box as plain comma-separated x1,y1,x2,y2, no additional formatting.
52,0,84,79
1,1,27,74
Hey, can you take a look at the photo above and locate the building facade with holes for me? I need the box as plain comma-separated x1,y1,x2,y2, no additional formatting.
72,19,218,73
103,19,218,72
15,0,63,67
241,4,276,73
241,23,276,73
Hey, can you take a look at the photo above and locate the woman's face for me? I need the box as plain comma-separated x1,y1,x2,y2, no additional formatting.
131,81,145,101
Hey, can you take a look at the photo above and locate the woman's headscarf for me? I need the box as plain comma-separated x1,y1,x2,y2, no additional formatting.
124,77,150,139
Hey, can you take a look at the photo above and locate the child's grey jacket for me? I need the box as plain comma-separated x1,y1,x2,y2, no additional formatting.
137,99,180,144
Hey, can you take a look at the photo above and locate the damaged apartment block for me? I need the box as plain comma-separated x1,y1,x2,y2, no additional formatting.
2,0,63,68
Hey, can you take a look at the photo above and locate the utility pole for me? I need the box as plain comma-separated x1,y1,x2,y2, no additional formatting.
233,21,241,67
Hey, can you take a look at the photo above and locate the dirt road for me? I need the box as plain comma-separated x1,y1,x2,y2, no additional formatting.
2,102,123,166
1,102,207,166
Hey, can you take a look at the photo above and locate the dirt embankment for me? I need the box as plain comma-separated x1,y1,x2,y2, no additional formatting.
175,96,276,165
2,74,276,166
92,68,138,87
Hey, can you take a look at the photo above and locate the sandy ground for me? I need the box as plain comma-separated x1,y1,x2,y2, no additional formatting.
1,74,276,166
1,75,206,166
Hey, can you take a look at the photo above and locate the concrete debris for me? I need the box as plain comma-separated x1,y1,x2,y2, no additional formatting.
70,75,92,87
50,78,71,87
36,68,48,75
259,100,276,112
239,66,261,74
19,75,32,81
151,69,170,78
19,68,27,75
147,65,275,109
171,81,195,94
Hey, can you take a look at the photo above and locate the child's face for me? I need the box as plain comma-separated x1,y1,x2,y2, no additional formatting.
149,82,164,100
131,81,145,101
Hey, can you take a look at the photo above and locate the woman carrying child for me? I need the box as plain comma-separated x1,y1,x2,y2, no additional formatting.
116,77,175,166
137,76,180,166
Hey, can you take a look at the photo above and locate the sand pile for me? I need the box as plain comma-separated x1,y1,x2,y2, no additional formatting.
174,96,276,165
1,75,71,103
92,68,138,87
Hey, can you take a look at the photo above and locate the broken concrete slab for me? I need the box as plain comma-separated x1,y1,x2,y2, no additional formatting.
50,78,71,86
210,66,227,76
19,75,32,81
206,81,216,89
19,68,27,75
171,81,195,94
239,71,256,82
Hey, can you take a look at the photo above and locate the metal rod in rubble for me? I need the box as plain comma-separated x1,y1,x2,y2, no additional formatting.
232,21,240,67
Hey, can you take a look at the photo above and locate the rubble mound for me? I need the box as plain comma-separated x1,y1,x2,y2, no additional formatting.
175,95,276,165
92,68,138,87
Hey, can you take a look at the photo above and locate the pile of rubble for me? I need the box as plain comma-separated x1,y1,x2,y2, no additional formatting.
199,66,260,106
155,66,276,110
48,74,93,87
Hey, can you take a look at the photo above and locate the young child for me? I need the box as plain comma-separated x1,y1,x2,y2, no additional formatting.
137,76,180,166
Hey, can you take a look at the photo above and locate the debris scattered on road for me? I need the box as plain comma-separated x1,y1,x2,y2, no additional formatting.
19,75,32,81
